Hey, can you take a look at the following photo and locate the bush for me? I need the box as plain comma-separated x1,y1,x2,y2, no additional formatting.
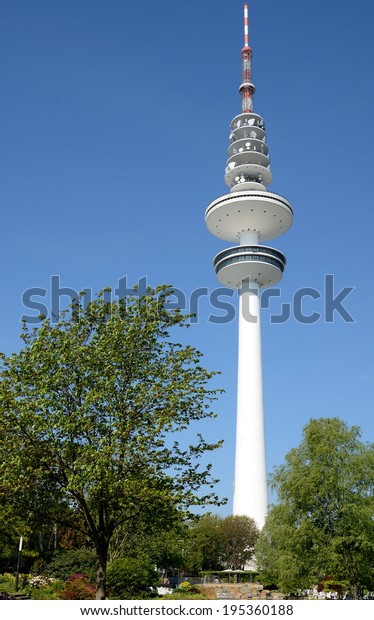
160,587,208,600
59,573,96,600
0,572,16,593
30,558,49,576
178,581,192,590
175,581,201,595
45,549,97,582
107,557,159,599
25,578,64,600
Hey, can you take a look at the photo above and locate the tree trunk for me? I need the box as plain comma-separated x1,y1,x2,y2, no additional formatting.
350,583,360,600
96,546,108,600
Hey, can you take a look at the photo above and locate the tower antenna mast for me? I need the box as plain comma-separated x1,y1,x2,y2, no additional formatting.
244,2,249,46
240,3,255,113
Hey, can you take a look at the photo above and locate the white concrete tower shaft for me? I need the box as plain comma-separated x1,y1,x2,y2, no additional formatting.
234,281,267,525
205,3,293,530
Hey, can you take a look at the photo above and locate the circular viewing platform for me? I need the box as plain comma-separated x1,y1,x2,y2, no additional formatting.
225,163,272,188
228,138,269,158
205,191,293,242
214,245,286,289
230,113,265,130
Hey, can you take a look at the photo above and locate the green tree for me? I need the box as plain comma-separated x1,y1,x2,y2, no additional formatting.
219,515,259,570
184,514,223,573
256,418,374,598
0,286,224,599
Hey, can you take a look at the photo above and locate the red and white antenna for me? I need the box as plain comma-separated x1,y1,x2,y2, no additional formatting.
239,3,255,113
244,2,249,47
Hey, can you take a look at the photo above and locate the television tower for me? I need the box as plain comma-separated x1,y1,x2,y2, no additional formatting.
205,4,293,528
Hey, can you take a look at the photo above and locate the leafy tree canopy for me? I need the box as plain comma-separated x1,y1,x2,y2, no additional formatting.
176,514,259,573
219,515,259,570
184,514,223,573
0,286,225,598
256,418,374,598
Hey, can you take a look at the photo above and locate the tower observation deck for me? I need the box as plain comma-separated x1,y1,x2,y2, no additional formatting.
205,4,293,528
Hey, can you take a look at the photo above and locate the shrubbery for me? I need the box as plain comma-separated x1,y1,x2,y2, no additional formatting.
25,577,64,600
107,557,159,599
44,549,97,582
0,572,16,593
59,573,96,600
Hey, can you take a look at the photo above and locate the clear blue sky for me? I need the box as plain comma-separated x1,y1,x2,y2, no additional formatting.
1,0,373,514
